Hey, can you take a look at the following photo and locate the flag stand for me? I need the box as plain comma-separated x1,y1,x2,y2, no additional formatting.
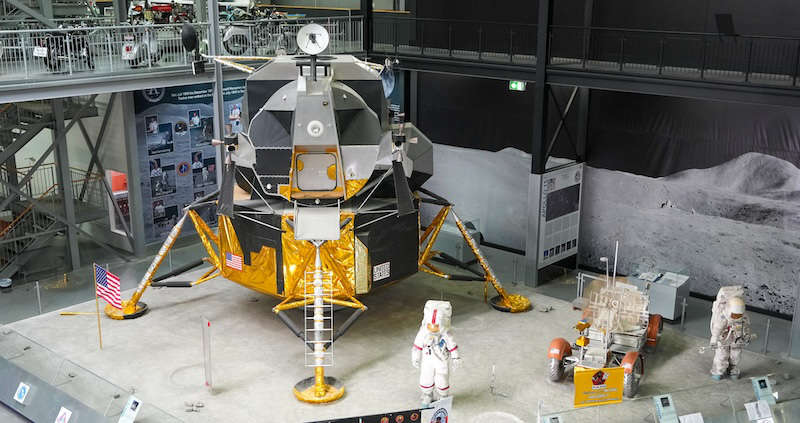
93,263,103,350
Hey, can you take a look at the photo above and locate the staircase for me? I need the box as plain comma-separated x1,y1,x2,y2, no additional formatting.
0,163,107,279
0,98,103,279
0,191,59,278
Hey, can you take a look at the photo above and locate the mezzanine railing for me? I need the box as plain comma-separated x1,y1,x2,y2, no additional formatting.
0,15,363,84
372,16,800,87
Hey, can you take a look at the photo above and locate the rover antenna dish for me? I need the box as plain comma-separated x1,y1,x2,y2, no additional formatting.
296,23,329,56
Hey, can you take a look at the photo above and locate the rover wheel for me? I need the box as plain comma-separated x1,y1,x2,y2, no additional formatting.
623,356,643,398
548,357,565,382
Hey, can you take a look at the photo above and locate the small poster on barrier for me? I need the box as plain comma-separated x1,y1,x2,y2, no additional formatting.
54,407,72,423
421,397,452,422
13,382,30,404
573,366,624,407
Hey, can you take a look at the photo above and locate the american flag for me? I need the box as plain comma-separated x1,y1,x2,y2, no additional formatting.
95,264,122,309
226,252,243,270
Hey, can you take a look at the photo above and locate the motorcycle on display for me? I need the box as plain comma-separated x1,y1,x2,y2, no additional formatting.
222,7,290,56
121,24,162,68
33,24,94,72
221,6,254,55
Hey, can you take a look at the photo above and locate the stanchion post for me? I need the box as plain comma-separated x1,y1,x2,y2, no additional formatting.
680,297,688,331
202,316,212,393
35,280,42,315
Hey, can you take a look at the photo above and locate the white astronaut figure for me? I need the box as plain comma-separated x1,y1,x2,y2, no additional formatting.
710,288,754,380
411,300,461,406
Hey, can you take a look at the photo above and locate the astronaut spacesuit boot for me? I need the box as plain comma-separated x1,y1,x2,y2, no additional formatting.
412,300,461,407
710,295,753,380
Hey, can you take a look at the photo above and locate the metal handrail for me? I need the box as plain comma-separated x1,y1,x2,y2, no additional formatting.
372,17,800,87
372,15,538,27
0,16,363,84
372,16,800,42
549,24,800,42
0,22,189,35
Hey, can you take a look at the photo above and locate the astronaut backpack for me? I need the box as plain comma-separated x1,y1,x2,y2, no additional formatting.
711,285,745,328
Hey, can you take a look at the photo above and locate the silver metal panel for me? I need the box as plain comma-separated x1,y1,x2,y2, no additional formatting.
248,55,380,82
331,82,374,110
263,80,298,111
373,132,395,170
232,133,256,168
403,123,434,176
293,80,339,147
295,207,340,241
341,145,379,181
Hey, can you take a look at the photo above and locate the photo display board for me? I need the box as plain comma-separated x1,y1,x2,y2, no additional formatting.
538,162,583,268
134,81,245,243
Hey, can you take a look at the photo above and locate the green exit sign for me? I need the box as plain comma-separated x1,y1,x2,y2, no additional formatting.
509,80,527,91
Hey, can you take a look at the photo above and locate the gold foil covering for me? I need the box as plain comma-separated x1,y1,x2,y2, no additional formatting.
281,213,356,299
496,294,533,313
344,178,368,200
278,184,292,201
215,215,279,296
188,210,220,269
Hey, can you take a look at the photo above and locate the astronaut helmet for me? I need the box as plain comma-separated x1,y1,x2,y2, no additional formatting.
728,297,745,320
422,300,452,334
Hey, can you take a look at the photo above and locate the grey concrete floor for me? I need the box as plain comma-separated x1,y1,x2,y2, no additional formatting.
0,402,29,422
2,241,800,422
5,259,800,422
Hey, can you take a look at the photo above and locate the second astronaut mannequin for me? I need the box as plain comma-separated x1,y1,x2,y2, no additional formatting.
412,300,461,406
710,287,754,380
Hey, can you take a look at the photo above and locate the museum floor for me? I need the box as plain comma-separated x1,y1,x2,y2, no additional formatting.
4,257,800,422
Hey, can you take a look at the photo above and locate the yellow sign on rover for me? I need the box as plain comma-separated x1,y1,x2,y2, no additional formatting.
573,366,624,408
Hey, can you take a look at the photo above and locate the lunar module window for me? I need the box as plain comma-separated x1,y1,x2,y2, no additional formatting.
295,153,337,191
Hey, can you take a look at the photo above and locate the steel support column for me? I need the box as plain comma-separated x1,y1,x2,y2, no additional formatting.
582,0,594,66
361,0,373,55
409,70,418,124
121,92,146,257
208,0,225,185
524,0,553,287
112,0,127,24
575,87,590,161
52,98,81,271
38,0,53,20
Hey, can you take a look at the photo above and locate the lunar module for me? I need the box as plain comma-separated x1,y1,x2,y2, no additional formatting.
108,24,530,403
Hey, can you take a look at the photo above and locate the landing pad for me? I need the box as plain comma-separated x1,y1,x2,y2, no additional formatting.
7,268,800,422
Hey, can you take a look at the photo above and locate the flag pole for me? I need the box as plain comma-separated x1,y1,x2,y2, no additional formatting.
93,263,103,350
